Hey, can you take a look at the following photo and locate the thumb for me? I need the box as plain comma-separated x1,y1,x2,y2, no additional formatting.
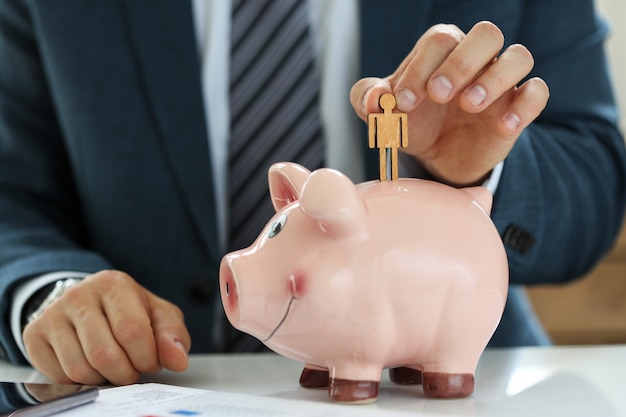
350,77,391,120
150,300,191,372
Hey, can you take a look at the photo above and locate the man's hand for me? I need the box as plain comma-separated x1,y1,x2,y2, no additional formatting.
351,21,549,186
22,270,191,386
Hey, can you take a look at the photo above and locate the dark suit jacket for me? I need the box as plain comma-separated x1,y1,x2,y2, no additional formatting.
1,0,625,364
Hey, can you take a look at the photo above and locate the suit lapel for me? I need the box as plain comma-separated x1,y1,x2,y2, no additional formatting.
119,0,220,264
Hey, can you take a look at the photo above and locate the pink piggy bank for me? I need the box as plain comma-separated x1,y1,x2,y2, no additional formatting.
219,162,508,403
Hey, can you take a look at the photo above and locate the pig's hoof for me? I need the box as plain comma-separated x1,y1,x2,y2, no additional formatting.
299,368,329,389
329,378,379,404
389,367,422,385
422,372,474,398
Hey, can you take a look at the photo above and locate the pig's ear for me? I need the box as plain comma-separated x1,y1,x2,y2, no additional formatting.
300,168,367,238
268,162,311,211
461,186,493,215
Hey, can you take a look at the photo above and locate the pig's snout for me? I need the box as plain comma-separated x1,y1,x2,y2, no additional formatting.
219,257,240,328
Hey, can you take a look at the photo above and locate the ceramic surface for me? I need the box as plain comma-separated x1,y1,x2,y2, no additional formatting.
219,163,508,402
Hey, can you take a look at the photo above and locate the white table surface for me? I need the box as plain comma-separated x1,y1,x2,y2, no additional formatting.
2,345,626,416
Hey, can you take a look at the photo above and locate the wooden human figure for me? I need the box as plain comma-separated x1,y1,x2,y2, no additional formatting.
368,93,408,181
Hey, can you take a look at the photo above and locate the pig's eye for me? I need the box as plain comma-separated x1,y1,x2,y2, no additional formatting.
268,214,288,238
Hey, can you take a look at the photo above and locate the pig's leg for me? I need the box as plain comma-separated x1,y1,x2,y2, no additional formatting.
299,364,329,389
328,378,379,404
389,366,423,385
418,295,497,398
327,365,381,403
422,372,474,398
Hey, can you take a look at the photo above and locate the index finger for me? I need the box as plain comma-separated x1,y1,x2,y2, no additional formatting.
149,297,191,373
426,21,504,103
391,23,465,111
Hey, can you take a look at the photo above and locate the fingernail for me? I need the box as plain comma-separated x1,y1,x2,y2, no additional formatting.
175,340,188,357
465,85,487,107
396,89,417,111
431,75,453,100
504,112,521,132
362,88,372,112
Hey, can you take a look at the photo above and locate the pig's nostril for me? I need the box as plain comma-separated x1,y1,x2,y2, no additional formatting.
220,260,240,327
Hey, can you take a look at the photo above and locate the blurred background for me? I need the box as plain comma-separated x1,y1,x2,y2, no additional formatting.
527,0,626,345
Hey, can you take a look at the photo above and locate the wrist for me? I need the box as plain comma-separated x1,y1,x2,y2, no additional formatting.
22,278,82,328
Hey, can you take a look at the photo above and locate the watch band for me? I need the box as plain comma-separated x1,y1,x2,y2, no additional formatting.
26,278,82,324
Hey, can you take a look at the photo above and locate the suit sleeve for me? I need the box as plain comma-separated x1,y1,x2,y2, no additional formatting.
491,1,626,285
0,0,111,363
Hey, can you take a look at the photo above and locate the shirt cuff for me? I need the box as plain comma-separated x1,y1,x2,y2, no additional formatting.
10,271,88,363
483,161,504,194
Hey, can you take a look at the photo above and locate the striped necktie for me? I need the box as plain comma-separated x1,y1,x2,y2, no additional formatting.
224,0,325,351
228,0,325,253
